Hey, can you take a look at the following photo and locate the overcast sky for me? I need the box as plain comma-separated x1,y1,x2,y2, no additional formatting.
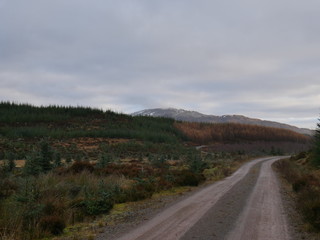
0,0,319,129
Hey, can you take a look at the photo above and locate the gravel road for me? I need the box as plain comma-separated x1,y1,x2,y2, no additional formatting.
226,158,290,240
111,156,290,240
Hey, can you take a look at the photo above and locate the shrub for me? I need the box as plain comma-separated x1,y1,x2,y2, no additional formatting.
53,152,62,168
100,163,149,178
4,152,16,172
80,193,113,216
275,157,320,232
0,177,17,198
292,178,307,192
150,154,168,168
312,119,320,167
39,215,65,235
156,175,174,190
298,187,320,230
124,178,155,201
273,159,300,183
186,153,208,174
173,170,205,186
68,161,94,174
24,153,42,176
79,186,114,216
295,151,307,160
39,139,53,172
96,153,114,168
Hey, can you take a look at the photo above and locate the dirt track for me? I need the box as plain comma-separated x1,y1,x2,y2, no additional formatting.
226,158,290,240
114,156,290,240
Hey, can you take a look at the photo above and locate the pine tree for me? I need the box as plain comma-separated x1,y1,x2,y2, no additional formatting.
24,152,41,176
5,152,15,172
65,154,72,164
97,153,114,168
187,153,207,173
54,152,62,168
313,119,320,167
24,140,54,175
150,154,167,168
39,139,53,172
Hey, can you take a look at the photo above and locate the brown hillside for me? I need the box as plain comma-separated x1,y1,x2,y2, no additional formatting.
175,122,310,145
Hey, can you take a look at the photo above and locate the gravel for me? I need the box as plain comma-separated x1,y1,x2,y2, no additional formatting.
180,162,262,240
95,157,319,240
95,188,197,239
96,157,269,240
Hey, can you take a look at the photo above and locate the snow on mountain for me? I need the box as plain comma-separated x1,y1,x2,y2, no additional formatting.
132,108,314,136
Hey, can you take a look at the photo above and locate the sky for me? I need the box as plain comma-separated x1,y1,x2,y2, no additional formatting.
0,0,319,129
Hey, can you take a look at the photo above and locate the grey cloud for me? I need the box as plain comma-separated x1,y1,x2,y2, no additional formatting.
0,0,319,128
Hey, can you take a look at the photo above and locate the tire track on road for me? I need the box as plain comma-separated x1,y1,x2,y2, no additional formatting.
181,160,263,240
227,158,290,240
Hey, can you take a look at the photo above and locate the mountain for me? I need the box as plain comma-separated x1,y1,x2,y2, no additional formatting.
132,108,314,136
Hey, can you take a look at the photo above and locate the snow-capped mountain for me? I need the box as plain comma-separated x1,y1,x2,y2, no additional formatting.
132,108,314,136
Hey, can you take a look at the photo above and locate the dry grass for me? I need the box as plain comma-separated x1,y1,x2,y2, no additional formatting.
0,159,25,167
48,155,249,240
0,170,129,239
50,185,196,240
274,155,320,232
15,160,25,168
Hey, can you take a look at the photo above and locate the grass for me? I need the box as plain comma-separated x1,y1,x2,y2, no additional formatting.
0,171,124,239
0,149,248,239
46,186,195,240
0,102,313,239
274,153,320,232
0,155,205,239
51,185,197,240
46,154,249,240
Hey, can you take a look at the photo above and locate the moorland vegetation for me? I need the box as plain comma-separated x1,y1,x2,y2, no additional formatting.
0,102,312,239
274,118,320,233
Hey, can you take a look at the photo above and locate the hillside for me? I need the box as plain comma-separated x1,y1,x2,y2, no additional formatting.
132,108,314,136
0,102,311,159
0,102,312,239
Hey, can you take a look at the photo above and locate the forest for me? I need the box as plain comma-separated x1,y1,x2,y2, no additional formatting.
0,102,312,239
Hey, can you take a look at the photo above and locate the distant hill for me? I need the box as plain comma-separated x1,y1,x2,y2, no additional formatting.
132,108,314,136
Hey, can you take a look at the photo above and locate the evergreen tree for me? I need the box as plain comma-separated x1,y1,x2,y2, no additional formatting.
150,154,167,168
5,152,15,172
39,139,53,172
54,152,62,168
97,153,114,168
24,152,41,176
65,154,72,164
187,153,207,173
24,140,54,175
313,119,320,167
270,146,277,156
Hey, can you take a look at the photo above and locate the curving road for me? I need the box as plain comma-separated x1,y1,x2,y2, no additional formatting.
116,157,290,240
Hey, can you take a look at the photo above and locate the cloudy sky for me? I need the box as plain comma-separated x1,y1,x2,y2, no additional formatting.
0,0,319,129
